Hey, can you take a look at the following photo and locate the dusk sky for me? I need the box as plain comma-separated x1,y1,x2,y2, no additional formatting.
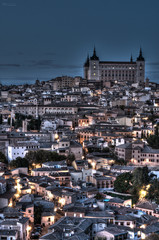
1,0,159,85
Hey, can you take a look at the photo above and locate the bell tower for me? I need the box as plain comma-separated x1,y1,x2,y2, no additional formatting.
136,48,145,85
88,47,100,81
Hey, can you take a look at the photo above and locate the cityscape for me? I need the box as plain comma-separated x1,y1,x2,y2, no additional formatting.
1,1,159,240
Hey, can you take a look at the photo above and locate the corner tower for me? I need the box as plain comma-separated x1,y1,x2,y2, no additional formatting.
136,48,145,84
88,47,100,81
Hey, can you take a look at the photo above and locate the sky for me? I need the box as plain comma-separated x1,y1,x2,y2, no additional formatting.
0,0,159,85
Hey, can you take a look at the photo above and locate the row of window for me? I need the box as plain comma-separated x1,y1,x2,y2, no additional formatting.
101,74,135,77
13,146,39,149
140,159,159,162
100,66,136,69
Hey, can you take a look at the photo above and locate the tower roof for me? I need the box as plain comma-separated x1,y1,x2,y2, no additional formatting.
84,54,89,67
137,48,145,61
90,47,99,60
130,54,133,62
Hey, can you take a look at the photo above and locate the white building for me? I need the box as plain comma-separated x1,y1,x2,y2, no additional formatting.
8,140,40,161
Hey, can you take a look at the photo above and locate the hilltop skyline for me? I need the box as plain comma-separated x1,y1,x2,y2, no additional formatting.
1,0,159,84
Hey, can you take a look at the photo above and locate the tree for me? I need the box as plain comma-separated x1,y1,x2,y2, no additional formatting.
34,204,43,225
155,124,159,136
0,115,2,124
9,157,29,169
132,166,151,187
120,105,125,110
95,192,104,200
114,172,133,193
147,178,159,204
14,113,25,129
0,152,7,164
114,167,155,203
130,166,154,203
111,152,126,165
25,150,66,167
101,147,110,153
27,117,41,131
147,135,159,149
148,115,157,125
67,154,75,166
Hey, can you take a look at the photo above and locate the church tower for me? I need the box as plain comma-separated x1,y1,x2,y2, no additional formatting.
88,47,100,81
136,48,145,84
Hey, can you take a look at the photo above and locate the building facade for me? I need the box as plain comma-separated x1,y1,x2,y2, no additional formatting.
84,47,145,86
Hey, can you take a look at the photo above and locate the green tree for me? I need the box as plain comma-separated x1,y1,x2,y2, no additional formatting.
155,124,159,136
111,152,126,165
8,117,11,125
0,152,7,164
67,154,75,166
114,166,154,203
34,204,43,225
95,192,104,200
114,172,133,193
147,135,159,149
130,166,153,203
148,115,157,125
25,150,66,166
120,105,125,110
0,115,2,124
27,116,41,131
14,113,26,129
101,147,110,153
147,178,159,204
132,166,150,187
9,157,29,169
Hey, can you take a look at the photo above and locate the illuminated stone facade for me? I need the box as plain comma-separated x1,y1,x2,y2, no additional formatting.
84,47,145,86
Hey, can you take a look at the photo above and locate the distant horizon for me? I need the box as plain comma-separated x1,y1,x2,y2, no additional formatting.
1,0,159,85
0,48,159,86
0,58,158,86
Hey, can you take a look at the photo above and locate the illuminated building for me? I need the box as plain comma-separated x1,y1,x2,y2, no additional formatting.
84,47,145,86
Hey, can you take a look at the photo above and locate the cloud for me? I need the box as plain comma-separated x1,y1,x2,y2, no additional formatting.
29,59,81,70
0,59,82,72
0,64,21,67
2,2,16,7
52,64,82,70
34,60,54,66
